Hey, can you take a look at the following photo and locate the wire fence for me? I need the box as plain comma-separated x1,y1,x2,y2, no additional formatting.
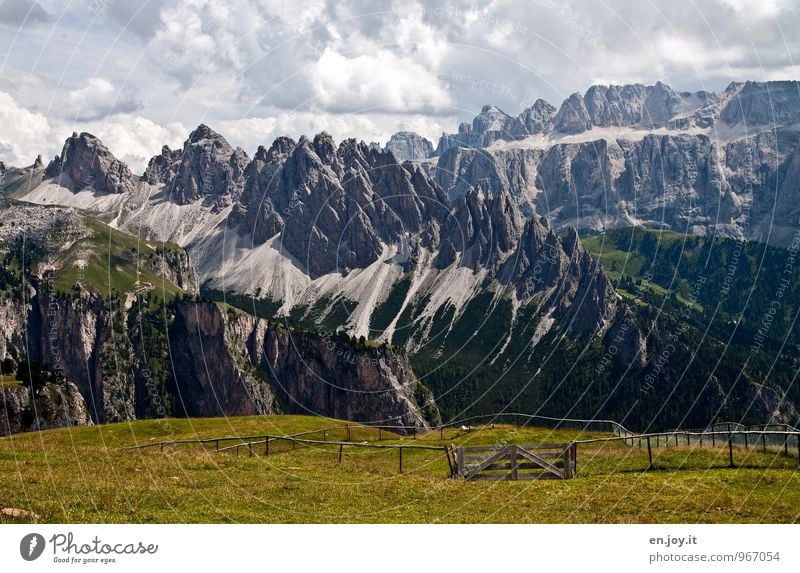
123,417,800,477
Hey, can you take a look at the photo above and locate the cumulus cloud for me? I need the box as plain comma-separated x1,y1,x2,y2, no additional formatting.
63,77,143,122
2,0,800,163
0,0,51,27
100,0,168,39
218,111,452,152
74,117,188,174
0,91,52,165
310,48,453,114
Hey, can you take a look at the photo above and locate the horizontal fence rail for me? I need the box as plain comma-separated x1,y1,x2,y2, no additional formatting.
122,416,800,478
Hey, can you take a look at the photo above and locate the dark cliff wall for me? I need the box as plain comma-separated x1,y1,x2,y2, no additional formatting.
0,292,438,434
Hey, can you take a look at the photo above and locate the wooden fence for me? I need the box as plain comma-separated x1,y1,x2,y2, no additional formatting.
455,443,577,481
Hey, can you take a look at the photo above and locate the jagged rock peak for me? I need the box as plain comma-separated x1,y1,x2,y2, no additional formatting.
159,124,249,205
187,123,222,143
266,136,297,159
511,98,557,136
47,131,135,195
720,80,800,127
385,131,434,162
142,144,182,185
312,131,336,162
555,92,593,134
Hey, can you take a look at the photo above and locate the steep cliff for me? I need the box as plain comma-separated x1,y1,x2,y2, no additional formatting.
0,381,91,436
172,302,437,427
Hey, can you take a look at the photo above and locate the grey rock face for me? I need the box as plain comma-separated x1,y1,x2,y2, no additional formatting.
142,145,182,185
167,301,277,417
0,381,92,436
434,124,800,247
436,105,516,152
236,132,447,278
46,132,135,194
168,301,437,427
720,80,800,127
436,185,524,271
159,124,249,206
554,92,593,134
510,99,557,137
385,131,434,162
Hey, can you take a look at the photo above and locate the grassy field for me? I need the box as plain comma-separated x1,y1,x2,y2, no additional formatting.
0,375,20,388
49,216,184,300
0,415,798,524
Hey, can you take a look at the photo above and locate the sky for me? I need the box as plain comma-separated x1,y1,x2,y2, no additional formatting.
0,0,797,173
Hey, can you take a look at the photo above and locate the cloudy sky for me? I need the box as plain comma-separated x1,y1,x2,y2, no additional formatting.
0,0,797,172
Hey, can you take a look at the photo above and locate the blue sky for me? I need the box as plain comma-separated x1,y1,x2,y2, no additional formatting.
0,0,797,172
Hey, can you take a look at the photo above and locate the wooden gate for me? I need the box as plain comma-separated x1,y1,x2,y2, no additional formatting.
454,443,576,480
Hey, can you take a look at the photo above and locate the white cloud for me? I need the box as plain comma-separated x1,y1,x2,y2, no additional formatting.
63,77,142,122
74,117,188,174
310,48,453,114
0,0,51,27
0,91,52,166
716,0,786,18
218,111,452,152
3,0,800,166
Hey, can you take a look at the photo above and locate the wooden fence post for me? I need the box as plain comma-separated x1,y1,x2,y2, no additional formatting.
440,427,444,440
216,439,219,452
711,430,715,447
323,429,327,442
762,433,766,452
646,436,653,470
412,427,417,440
399,447,403,474
510,445,518,480
444,446,455,478
346,425,351,441
728,435,734,468
339,444,343,464
797,434,800,467
744,432,748,449
573,442,578,477
248,443,253,457
784,434,789,457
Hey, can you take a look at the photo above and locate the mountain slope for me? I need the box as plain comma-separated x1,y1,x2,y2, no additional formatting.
6,80,800,431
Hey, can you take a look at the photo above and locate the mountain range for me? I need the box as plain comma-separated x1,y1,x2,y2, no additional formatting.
2,79,800,435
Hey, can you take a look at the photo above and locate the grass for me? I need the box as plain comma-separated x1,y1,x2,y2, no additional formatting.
0,415,798,523
0,374,21,388
581,231,703,310
49,217,184,300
